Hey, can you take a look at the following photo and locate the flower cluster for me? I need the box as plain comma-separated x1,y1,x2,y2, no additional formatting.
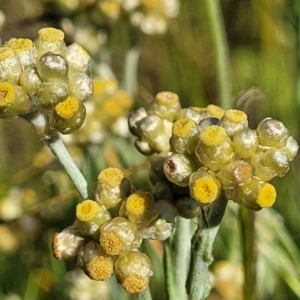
98,0,180,34
0,27,93,136
52,167,177,294
63,76,133,144
129,91,299,211
47,0,179,35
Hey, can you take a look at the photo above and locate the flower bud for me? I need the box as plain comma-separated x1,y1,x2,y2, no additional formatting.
66,43,91,73
54,96,86,134
198,117,219,133
256,117,289,148
76,199,111,238
140,218,175,240
206,104,225,119
176,107,204,123
149,153,170,184
219,109,248,137
189,168,221,205
36,52,69,83
96,168,132,216
170,118,199,154
0,46,22,83
20,66,42,93
52,222,85,261
251,149,289,181
34,27,67,57
281,136,299,161
147,91,181,121
174,196,202,219
232,127,258,158
128,107,147,136
77,241,114,281
195,125,235,171
119,191,157,226
5,38,36,69
0,82,30,119
99,217,141,256
68,72,93,102
236,178,276,210
216,161,252,200
35,81,68,108
163,153,197,187
115,251,153,294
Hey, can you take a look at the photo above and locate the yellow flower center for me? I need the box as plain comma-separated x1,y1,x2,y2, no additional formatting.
172,118,195,138
0,46,15,61
257,183,277,208
93,78,118,95
192,177,219,204
0,82,15,106
98,167,124,187
86,256,114,281
206,104,224,118
121,274,148,294
100,231,124,256
224,109,247,124
155,91,179,106
76,200,100,222
38,27,65,43
55,97,79,119
6,38,33,54
126,191,153,216
199,125,227,147
103,98,123,117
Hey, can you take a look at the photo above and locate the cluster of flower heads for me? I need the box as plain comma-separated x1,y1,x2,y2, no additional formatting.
0,27,93,136
129,91,299,211
98,0,180,34
53,167,177,294
63,76,133,144
47,0,179,35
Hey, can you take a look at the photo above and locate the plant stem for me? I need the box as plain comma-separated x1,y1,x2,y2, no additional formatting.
122,45,141,97
45,133,89,199
163,239,178,300
21,111,89,199
173,217,193,299
239,207,256,300
186,195,228,300
134,287,152,300
204,0,232,109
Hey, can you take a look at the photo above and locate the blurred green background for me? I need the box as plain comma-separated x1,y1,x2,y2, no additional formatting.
0,0,300,299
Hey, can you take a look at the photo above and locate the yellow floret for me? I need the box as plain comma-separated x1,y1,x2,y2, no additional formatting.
86,256,114,281
121,274,148,294
6,38,33,54
117,90,133,109
192,177,219,204
206,104,224,118
38,27,64,43
98,167,124,187
99,1,121,20
257,183,277,208
224,109,247,124
155,91,179,106
93,78,118,95
55,97,79,119
199,125,227,147
126,191,153,216
103,98,123,117
0,82,15,106
100,231,124,256
76,200,100,222
172,118,195,138
0,46,15,61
